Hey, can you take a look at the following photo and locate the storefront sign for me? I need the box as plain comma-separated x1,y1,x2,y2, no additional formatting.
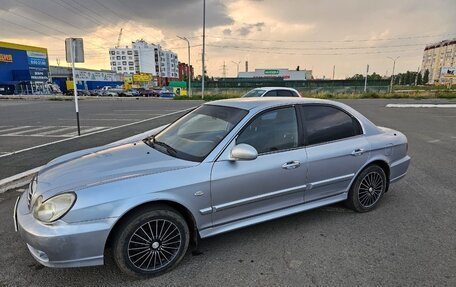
29,67,49,81
133,73,153,82
0,53,13,62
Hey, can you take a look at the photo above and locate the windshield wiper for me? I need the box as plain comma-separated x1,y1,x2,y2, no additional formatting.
154,140,177,156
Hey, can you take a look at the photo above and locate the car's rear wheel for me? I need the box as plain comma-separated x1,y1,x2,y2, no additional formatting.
112,206,189,277
346,165,387,212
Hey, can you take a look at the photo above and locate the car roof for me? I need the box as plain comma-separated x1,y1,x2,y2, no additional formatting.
207,97,332,110
206,97,381,135
252,87,298,92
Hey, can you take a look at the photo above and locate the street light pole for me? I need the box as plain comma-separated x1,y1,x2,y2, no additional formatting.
387,56,400,93
201,0,206,99
177,36,191,97
231,61,240,77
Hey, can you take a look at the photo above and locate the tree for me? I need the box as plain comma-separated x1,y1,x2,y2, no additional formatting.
346,74,364,80
417,73,423,85
423,69,430,84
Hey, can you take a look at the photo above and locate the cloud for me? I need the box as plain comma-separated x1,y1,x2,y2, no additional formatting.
223,28,232,36
236,22,265,36
2,0,456,78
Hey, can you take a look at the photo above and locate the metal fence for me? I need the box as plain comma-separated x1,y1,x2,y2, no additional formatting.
189,79,390,95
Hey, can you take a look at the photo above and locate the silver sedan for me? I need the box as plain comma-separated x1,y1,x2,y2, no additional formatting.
15,98,410,277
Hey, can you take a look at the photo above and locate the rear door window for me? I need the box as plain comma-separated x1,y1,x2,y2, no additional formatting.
277,90,293,97
263,91,277,97
299,105,362,146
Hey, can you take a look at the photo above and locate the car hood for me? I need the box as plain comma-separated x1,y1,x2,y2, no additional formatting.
35,140,198,198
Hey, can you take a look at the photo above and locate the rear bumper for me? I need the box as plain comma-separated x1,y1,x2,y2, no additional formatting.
15,192,116,268
390,155,411,183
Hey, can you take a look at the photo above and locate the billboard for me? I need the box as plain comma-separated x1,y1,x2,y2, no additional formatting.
74,70,122,82
441,67,456,78
133,73,153,82
29,67,49,81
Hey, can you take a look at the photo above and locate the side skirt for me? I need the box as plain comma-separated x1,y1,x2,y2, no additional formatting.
199,192,347,239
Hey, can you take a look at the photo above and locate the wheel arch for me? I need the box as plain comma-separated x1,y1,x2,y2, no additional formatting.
355,159,391,192
104,200,199,254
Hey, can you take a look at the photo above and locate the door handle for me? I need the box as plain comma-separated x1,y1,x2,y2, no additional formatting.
351,148,365,156
282,160,301,169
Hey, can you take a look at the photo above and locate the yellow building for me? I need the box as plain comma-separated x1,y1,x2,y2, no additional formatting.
421,39,456,84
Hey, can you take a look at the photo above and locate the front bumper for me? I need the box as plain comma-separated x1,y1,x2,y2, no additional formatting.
15,192,116,268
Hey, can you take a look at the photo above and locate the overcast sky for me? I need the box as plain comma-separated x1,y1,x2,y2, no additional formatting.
1,0,455,78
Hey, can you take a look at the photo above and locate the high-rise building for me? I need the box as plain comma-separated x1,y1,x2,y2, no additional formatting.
178,62,194,81
109,40,178,80
421,39,455,84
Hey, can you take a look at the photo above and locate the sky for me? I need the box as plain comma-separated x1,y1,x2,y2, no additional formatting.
1,0,456,79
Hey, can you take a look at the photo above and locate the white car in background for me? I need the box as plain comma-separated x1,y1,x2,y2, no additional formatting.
242,87,301,98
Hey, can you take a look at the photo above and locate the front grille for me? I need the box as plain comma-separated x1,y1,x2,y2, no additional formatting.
27,177,36,210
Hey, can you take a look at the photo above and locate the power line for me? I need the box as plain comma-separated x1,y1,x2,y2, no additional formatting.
206,44,423,56
206,32,456,43
204,42,429,51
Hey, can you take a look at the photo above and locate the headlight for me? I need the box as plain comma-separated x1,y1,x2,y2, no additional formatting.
32,193,76,223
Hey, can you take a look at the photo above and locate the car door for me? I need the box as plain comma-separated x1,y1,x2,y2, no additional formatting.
210,106,308,226
298,104,370,202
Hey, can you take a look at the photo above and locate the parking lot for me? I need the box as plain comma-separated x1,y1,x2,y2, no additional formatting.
0,98,455,286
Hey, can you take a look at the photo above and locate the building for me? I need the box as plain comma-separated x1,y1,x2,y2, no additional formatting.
178,62,194,81
421,38,456,84
50,66,123,92
109,40,178,85
238,68,312,81
0,41,50,94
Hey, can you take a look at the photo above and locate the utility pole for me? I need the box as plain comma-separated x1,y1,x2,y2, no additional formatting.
387,56,400,93
232,61,240,77
201,0,206,99
364,64,369,93
177,36,191,97
332,65,335,80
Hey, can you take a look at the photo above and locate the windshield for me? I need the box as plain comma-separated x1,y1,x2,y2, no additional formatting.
149,105,248,162
242,89,266,97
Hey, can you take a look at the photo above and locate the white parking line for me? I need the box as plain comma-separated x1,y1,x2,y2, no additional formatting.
0,126,32,133
386,104,456,108
0,107,195,159
58,118,144,121
35,126,75,136
4,126,55,136
63,126,107,137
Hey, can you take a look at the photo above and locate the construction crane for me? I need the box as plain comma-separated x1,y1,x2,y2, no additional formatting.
115,28,123,48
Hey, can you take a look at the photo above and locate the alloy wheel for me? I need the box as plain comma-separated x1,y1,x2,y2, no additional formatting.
358,171,384,208
127,219,182,271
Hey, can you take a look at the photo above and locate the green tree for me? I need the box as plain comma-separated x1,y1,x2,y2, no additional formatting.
417,72,423,85
423,69,430,84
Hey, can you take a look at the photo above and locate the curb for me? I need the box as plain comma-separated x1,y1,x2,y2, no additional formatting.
0,166,42,193
386,104,456,108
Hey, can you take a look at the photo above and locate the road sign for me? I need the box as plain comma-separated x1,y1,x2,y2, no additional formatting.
65,38,84,63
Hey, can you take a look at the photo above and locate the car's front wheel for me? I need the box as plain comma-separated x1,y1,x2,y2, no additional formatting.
346,165,387,212
112,206,190,277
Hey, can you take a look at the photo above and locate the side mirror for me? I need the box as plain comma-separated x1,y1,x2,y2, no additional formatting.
230,144,258,161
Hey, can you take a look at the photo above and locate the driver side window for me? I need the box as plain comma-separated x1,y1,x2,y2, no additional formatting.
237,107,298,154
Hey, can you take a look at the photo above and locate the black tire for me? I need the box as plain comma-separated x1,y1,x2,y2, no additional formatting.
346,165,387,212
112,206,190,278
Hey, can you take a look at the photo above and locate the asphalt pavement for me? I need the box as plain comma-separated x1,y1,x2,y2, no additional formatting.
0,98,455,286
0,98,201,179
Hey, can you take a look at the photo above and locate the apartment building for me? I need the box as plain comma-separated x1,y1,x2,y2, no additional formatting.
421,39,456,84
109,40,178,79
